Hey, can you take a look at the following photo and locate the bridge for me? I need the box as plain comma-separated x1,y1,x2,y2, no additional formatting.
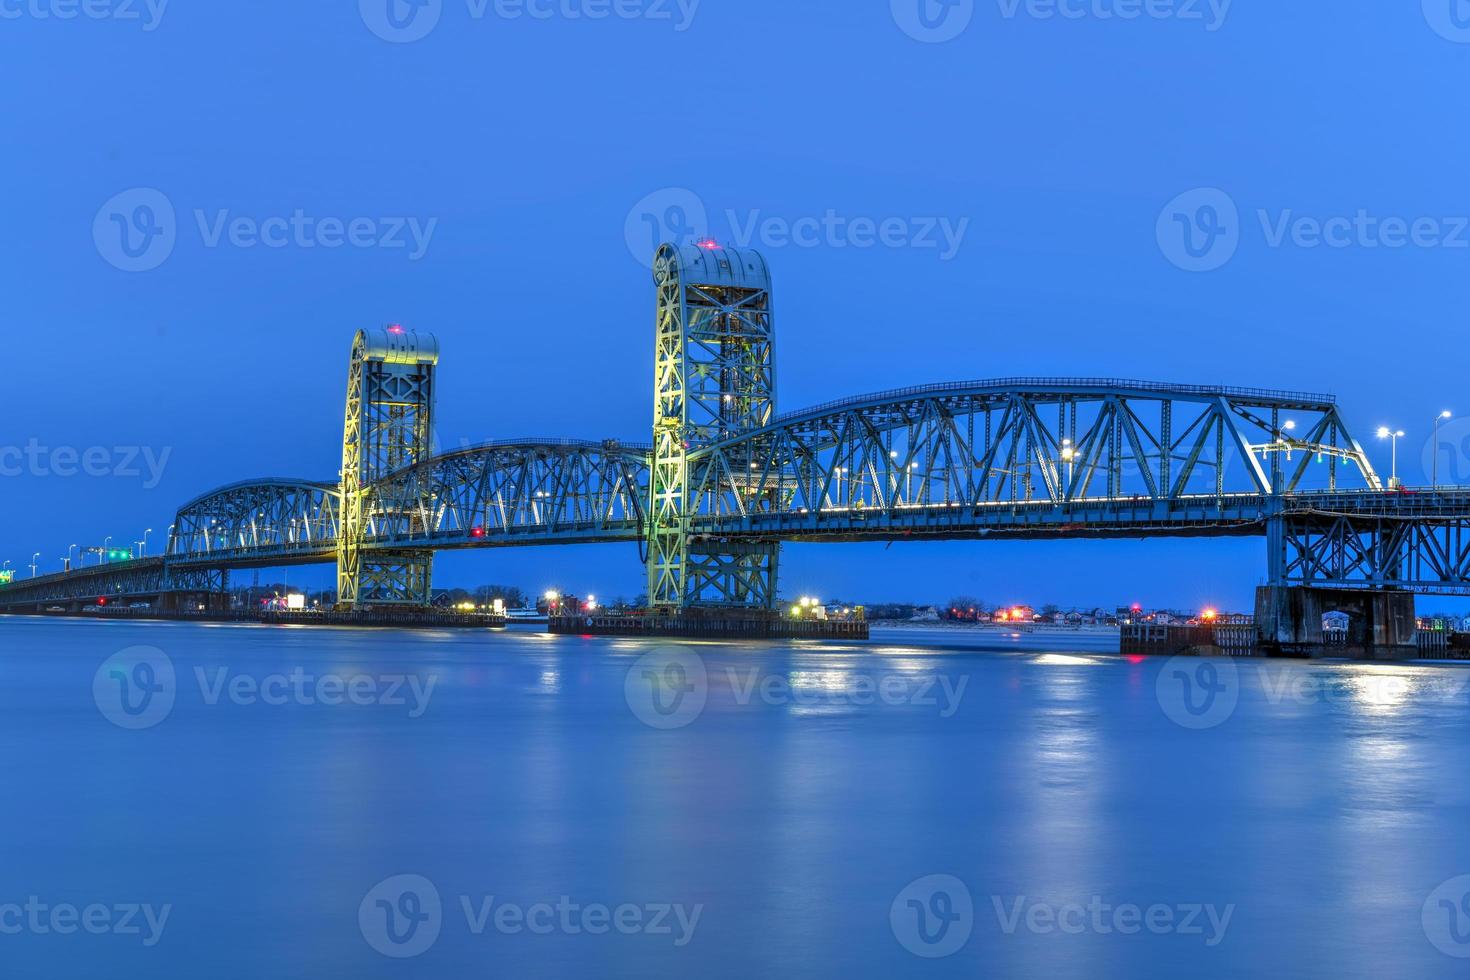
4,242,1467,654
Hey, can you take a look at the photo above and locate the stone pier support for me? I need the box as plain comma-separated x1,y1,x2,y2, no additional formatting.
1254,586,1417,660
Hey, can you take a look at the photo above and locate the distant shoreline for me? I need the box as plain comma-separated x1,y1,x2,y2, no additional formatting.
871,621,1120,634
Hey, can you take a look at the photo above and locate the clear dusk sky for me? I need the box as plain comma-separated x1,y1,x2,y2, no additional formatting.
3,1,1469,610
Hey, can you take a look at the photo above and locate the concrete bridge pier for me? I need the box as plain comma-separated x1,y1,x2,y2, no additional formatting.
1254,586,1417,660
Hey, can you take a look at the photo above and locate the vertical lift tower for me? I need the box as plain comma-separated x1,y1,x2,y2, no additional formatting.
648,243,780,611
336,326,439,609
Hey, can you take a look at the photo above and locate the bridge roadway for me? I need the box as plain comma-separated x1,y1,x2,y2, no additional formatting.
7,486,1470,609
7,374,1470,609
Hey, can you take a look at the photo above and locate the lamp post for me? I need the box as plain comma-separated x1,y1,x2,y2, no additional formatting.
142,528,153,557
31,552,40,578
1377,427,1406,489
1432,411,1453,489
69,544,79,568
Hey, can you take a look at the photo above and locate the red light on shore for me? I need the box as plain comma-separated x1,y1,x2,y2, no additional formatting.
470,527,485,538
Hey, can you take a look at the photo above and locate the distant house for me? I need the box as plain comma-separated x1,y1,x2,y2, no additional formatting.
910,606,940,622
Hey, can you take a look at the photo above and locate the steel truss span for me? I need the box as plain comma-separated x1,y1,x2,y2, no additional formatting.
366,440,649,548
1276,491,1470,595
683,379,1379,539
170,478,340,566
14,242,1470,611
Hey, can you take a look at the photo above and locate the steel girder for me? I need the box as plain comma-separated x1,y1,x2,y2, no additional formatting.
365,440,649,548
1272,490,1470,595
682,380,1380,538
0,558,226,608
169,478,340,566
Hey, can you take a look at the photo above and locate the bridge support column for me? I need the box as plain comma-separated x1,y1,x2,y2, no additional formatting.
647,243,779,611
336,327,439,610
1254,586,1417,660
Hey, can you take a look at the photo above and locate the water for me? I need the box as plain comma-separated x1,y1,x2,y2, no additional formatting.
3,618,1470,979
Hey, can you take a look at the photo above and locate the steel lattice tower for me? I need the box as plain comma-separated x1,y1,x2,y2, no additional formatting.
336,326,439,609
648,242,779,609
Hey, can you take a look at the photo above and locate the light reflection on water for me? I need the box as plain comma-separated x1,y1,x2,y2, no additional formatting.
0,619,1468,979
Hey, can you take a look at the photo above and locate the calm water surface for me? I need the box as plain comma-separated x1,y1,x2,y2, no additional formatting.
3,618,1469,978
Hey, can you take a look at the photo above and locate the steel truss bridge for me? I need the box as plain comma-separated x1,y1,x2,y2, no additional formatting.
6,243,1470,615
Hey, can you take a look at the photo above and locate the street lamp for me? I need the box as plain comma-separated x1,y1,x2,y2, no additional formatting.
103,536,112,563
1432,411,1453,489
69,544,79,568
1377,426,1406,489
31,552,40,578
1061,439,1076,492
142,528,153,557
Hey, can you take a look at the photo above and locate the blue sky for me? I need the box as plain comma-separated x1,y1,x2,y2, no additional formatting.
3,2,1469,610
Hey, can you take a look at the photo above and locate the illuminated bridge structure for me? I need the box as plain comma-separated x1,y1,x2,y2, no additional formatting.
4,243,1469,651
